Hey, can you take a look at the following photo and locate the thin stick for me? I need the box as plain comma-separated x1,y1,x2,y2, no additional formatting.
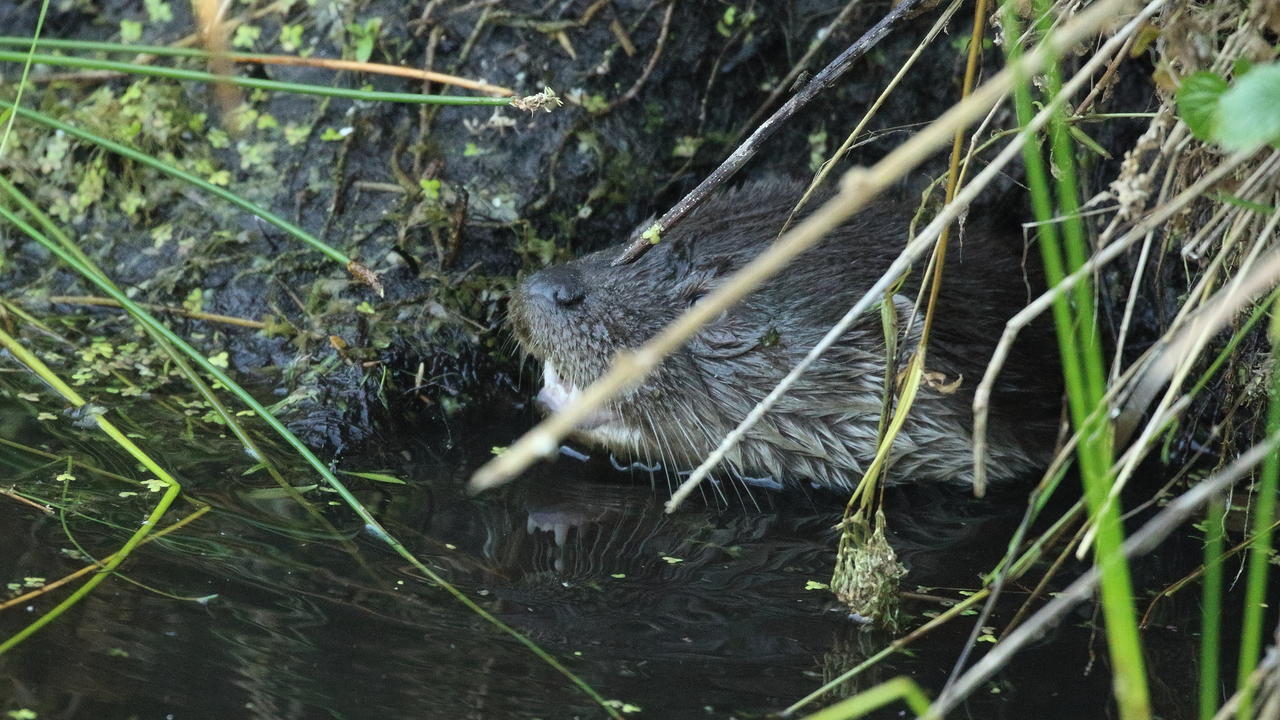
227,54,511,96
604,2,674,113
44,296,267,329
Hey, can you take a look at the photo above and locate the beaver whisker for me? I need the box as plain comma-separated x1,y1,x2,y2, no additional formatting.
655,413,684,498
641,407,676,495
668,408,735,506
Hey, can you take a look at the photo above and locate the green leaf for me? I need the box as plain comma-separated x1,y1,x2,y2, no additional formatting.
338,469,406,485
1216,63,1280,150
347,18,383,63
232,24,261,50
120,20,143,43
1213,192,1276,215
144,0,173,23
1068,124,1112,159
1176,71,1227,141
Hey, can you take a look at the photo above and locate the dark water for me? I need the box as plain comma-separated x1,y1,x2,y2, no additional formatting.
0,386,1213,719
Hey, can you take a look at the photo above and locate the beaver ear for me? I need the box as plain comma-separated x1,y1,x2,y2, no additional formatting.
689,309,756,359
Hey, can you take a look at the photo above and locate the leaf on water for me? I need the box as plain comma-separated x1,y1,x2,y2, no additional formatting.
338,470,406,485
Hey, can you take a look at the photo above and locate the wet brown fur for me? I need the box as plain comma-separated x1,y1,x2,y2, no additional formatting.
508,180,1059,491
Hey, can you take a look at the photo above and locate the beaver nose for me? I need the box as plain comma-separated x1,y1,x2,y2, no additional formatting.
525,266,586,309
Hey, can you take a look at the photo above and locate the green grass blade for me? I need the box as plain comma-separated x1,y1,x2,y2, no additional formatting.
0,5,47,158
1200,496,1226,719
1002,0,1150,716
0,326,183,655
797,677,932,719
1235,337,1280,718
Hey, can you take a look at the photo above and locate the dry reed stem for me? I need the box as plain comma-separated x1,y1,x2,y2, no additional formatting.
46,2,511,95
227,54,512,96
44,295,267,329
193,0,243,132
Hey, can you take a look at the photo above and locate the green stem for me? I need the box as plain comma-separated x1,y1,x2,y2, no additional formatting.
1236,343,1280,718
1003,0,1149,717
798,677,932,720
0,50,511,106
1200,497,1225,720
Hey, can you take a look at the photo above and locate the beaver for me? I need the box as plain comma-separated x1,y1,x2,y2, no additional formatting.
508,180,1060,491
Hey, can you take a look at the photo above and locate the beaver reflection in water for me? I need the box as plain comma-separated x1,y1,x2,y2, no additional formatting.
508,181,1060,492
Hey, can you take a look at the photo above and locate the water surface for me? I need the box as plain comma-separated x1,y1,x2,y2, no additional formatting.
0,390,1209,719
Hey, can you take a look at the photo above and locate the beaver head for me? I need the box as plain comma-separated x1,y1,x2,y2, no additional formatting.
508,181,1058,491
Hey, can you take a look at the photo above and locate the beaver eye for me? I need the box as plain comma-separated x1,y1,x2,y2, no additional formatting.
685,289,708,307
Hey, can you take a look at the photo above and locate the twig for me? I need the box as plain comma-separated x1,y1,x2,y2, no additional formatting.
610,0,933,267
44,295,267,330
603,1,674,113
224,54,511,96
0,506,210,611
0,487,53,515
932,0,996,690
